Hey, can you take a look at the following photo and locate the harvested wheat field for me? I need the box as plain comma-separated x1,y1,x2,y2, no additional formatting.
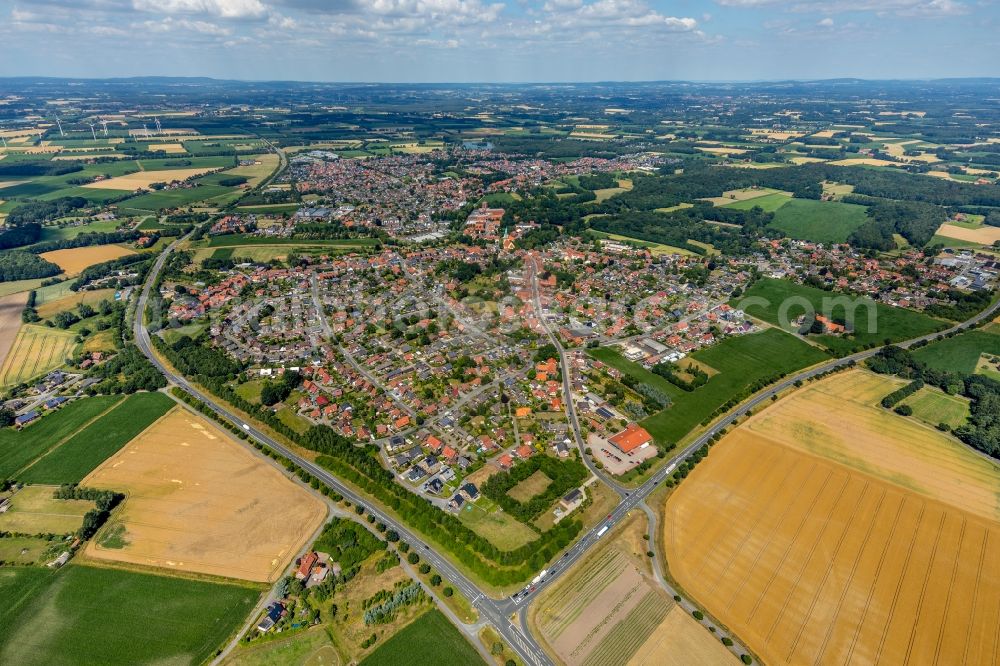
83,407,326,582
828,158,901,167
81,168,214,191
39,245,135,275
627,604,734,666
663,370,1000,666
696,146,748,155
0,292,28,370
0,324,77,387
148,143,187,154
531,514,692,666
935,222,1000,245
789,156,828,164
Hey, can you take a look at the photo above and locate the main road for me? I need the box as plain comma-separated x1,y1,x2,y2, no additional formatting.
135,235,1000,665
135,237,552,666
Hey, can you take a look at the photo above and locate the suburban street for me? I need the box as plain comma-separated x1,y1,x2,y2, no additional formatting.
526,253,626,495
136,236,1000,666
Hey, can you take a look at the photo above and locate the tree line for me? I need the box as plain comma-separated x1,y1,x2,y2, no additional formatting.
869,344,1000,457
480,455,588,525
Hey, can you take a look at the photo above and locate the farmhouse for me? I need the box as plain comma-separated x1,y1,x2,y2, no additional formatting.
295,551,319,580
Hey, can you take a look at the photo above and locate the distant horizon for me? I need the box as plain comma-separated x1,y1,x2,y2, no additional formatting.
2,74,999,85
1,1,997,82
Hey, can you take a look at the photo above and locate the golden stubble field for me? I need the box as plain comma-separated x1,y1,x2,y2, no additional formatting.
0,324,77,387
935,222,1000,245
663,370,1000,666
39,245,135,275
81,168,215,191
83,407,327,583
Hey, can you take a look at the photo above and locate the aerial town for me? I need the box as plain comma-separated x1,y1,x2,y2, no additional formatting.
1,71,1000,666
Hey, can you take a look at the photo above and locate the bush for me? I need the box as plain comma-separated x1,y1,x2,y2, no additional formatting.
894,404,913,416
407,552,419,565
443,587,454,597
692,610,704,620
741,655,753,665
722,637,734,647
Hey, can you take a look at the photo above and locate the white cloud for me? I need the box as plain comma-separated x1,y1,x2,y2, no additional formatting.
547,0,700,33
131,0,267,19
818,16,833,26
715,0,969,16
137,16,233,34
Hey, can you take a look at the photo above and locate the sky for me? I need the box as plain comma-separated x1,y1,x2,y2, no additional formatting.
0,0,997,82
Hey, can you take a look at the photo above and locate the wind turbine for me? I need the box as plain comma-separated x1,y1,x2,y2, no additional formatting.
88,123,97,141
142,123,150,139
1,136,6,149
101,119,108,136
54,116,65,137
154,117,162,135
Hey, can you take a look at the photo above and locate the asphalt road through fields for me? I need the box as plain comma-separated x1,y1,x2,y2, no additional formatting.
135,235,1000,665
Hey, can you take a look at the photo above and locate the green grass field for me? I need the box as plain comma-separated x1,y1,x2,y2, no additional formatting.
901,387,971,429
39,220,121,242
912,330,1000,374
360,609,485,666
0,536,57,565
221,627,335,666
233,378,265,404
19,392,174,484
928,234,984,250
586,347,685,400
641,329,829,444
236,204,300,214
122,184,233,211
0,396,123,478
766,198,869,243
721,192,792,212
0,564,258,666
456,501,539,551
738,278,947,354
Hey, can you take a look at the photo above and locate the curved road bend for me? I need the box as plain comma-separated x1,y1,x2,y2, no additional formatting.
137,236,1000,665
526,254,626,496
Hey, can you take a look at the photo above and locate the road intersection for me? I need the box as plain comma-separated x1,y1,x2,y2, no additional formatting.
136,235,1000,666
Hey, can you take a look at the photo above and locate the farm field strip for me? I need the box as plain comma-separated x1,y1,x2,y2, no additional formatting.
38,245,136,275
0,292,27,372
935,222,1000,244
581,591,670,666
0,564,259,666
0,324,77,387
18,392,174,484
626,604,737,666
81,168,217,190
0,395,123,478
